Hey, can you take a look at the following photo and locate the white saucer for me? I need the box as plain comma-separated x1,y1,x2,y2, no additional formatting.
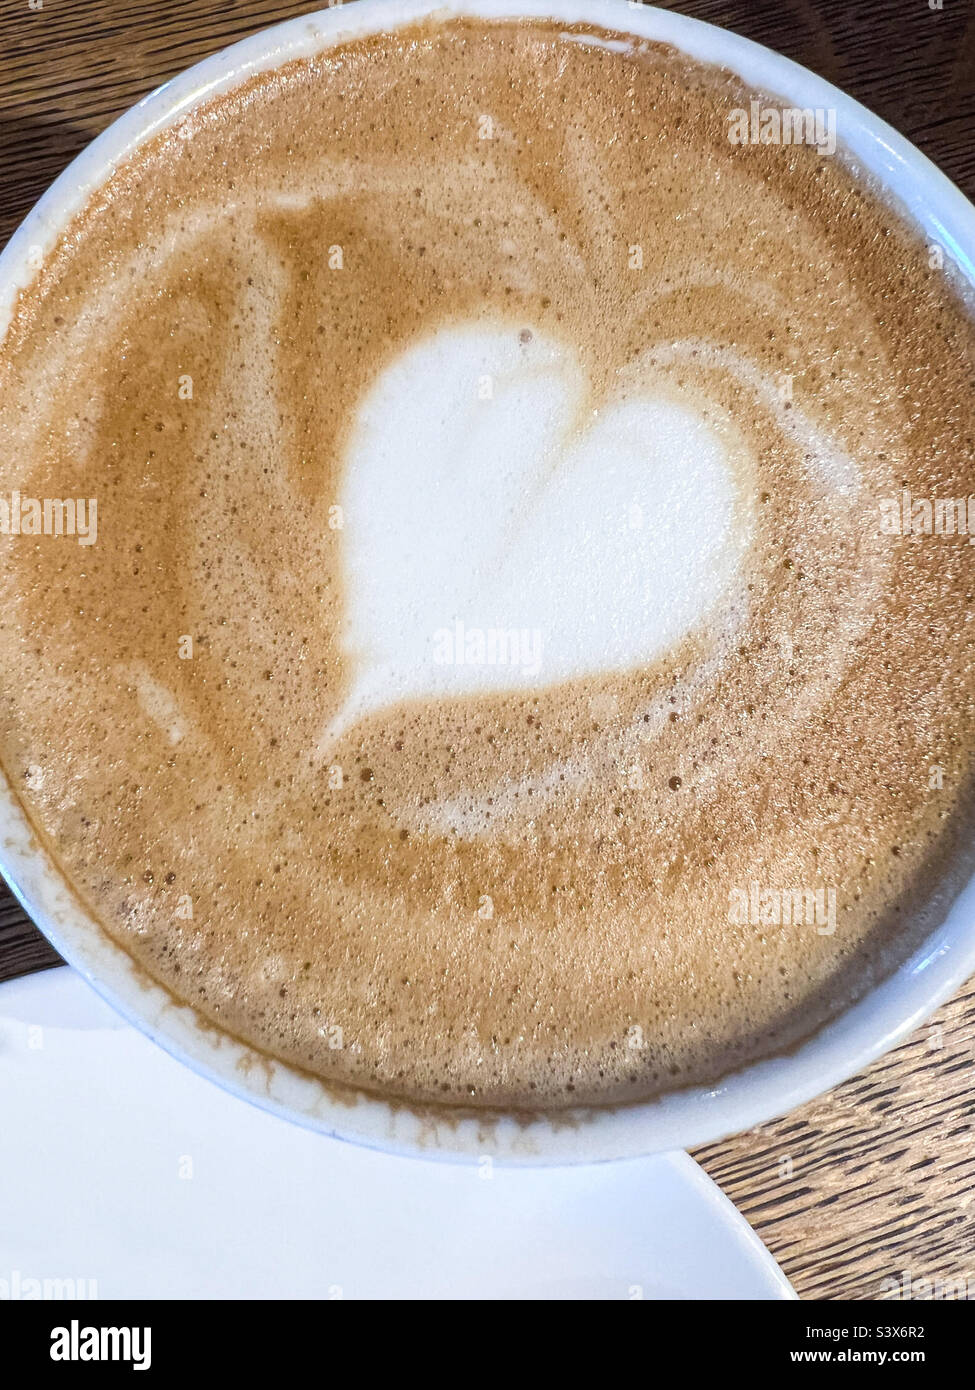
0,969,794,1299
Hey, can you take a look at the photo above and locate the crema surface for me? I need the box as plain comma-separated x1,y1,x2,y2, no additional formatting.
2,18,975,1107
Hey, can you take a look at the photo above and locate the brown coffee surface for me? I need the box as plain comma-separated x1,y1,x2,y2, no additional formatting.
1,17,975,1108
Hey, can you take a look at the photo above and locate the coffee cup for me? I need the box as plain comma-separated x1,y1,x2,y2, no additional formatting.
2,0,974,1163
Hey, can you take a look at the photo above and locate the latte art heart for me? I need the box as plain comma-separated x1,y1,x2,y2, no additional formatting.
323,322,753,746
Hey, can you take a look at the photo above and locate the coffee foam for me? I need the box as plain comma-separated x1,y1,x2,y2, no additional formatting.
1,17,974,1108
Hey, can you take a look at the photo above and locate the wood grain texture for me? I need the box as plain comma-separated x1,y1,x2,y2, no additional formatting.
1,0,973,1301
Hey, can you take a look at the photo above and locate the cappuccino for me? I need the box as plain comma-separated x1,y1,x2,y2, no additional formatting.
1,17,975,1108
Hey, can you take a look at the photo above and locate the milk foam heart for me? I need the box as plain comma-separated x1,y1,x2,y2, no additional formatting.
323,323,752,744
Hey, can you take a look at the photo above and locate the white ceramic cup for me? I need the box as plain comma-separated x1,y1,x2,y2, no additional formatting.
2,0,974,1165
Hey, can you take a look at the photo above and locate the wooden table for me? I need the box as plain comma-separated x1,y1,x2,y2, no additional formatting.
1,0,973,1301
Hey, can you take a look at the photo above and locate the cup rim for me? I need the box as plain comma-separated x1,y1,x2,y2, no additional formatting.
2,0,974,1165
